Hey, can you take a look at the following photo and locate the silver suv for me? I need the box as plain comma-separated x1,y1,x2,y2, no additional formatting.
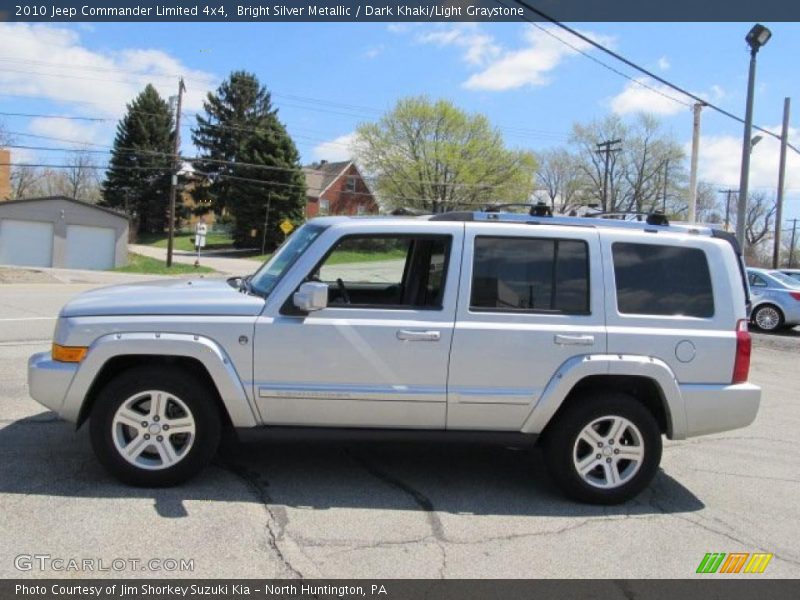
28,211,760,504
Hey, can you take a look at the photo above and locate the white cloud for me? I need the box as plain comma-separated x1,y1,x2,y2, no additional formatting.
692,128,800,191
0,23,217,122
27,117,106,146
363,45,385,59
311,132,357,162
610,78,726,117
710,85,725,101
658,56,670,71
610,78,692,116
462,25,612,92
416,23,500,66
387,23,415,34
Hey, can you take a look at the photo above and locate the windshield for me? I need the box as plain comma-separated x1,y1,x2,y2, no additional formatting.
250,223,327,297
770,270,800,288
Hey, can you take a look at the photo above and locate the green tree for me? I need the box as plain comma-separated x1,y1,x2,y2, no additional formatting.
191,71,306,248
355,96,536,212
102,84,174,234
571,114,684,214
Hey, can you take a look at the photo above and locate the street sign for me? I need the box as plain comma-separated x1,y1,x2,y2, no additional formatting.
195,222,208,248
279,219,294,235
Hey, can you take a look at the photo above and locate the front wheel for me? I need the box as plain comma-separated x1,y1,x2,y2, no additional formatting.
89,366,221,486
542,392,662,504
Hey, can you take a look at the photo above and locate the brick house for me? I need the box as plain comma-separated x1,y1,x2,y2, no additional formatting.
0,149,11,201
303,160,378,218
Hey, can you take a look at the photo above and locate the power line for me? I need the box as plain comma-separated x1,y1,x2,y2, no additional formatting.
1,141,537,192
0,111,106,122
503,0,800,155
1,105,570,143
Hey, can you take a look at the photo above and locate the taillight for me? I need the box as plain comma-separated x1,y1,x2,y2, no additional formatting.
732,319,751,384
790,292,800,301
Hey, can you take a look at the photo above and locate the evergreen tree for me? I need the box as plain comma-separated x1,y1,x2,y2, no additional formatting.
102,84,174,234
192,71,306,248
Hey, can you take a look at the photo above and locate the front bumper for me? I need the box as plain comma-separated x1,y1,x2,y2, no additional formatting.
27,351,79,419
680,382,761,438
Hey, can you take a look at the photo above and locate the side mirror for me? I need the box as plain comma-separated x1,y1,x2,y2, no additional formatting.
293,282,329,312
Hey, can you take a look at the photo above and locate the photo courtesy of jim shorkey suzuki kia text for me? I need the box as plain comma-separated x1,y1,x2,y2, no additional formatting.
15,583,382,597
1,0,800,595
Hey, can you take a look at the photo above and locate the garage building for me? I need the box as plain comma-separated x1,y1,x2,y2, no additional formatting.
0,196,129,270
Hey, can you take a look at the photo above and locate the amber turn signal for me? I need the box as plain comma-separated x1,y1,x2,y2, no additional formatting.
52,343,88,363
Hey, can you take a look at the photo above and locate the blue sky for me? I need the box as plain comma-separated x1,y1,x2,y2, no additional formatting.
1,21,799,219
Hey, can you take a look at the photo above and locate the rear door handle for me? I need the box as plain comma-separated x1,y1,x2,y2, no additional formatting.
397,329,441,342
554,334,595,346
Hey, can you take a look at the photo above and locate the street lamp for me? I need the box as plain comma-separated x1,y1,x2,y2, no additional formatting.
736,23,772,249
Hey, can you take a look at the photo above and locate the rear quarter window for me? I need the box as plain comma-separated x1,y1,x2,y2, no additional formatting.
612,242,714,318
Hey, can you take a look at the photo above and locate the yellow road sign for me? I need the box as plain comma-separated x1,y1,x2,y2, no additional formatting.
279,219,294,235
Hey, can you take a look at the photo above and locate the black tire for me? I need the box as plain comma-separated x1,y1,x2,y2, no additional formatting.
542,392,662,505
751,304,784,332
89,366,222,487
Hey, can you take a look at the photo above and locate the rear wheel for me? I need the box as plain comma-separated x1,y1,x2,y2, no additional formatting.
89,366,221,486
542,392,662,504
752,304,784,332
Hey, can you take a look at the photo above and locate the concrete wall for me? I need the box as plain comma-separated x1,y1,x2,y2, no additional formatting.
0,197,129,268
0,149,10,201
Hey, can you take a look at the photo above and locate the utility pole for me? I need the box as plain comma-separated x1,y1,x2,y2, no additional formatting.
789,219,798,269
772,97,791,268
719,189,737,232
662,158,669,213
688,102,704,223
260,192,272,255
595,139,622,211
166,77,185,268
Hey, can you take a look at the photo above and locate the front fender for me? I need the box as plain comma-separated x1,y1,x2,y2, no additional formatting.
63,332,259,427
520,354,687,440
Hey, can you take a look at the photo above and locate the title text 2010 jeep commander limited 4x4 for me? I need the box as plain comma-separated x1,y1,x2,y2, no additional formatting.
28,211,760,504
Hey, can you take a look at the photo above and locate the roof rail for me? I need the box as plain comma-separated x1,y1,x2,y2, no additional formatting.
483,202,553,217
427,209,716,236
585,211,669,226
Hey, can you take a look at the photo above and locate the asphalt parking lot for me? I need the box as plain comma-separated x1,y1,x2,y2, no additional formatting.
1,269,799,579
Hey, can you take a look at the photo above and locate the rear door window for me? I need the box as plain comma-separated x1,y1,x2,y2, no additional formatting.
470,237,590,314
612,242,714,318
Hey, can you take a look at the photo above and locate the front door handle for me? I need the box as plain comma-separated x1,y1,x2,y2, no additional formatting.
397,329,441,342
554,334,595,346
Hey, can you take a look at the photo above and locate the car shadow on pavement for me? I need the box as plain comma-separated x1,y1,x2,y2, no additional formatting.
0,414,704,519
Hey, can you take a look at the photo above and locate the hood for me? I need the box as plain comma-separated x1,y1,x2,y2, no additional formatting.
60,278,265,318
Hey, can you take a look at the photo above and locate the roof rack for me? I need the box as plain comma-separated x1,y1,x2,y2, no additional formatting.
428,209,714,236
585,211,669,226
483,201,553,217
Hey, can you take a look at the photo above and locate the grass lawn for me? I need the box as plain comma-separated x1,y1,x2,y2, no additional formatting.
114,253,216,275
135,231,234,252
246,249,407,265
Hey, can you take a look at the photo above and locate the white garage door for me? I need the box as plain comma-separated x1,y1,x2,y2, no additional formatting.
65,225,117,270
0,219,54,267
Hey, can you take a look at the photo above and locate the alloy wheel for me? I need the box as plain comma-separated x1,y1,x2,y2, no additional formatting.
755,306,781,331
111,390,196,470
572,415,645,489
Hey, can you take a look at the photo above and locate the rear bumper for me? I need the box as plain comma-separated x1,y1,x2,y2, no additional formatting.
27,351,78,419
680,382,761,438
